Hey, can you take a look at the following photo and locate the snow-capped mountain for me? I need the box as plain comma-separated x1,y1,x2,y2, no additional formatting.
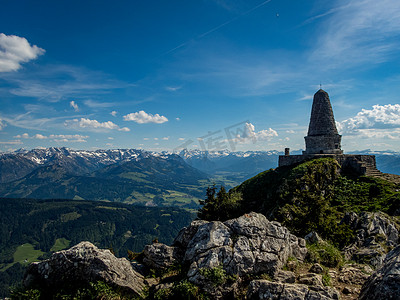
0,147,176,183
0,147,209,205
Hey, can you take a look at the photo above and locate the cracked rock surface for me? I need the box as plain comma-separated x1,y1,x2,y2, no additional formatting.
23,241,145,296
143,212,308,297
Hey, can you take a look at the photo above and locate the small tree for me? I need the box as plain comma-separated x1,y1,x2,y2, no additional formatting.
198,185,242,221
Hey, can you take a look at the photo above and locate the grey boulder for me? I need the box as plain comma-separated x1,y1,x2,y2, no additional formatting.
24,241,145,296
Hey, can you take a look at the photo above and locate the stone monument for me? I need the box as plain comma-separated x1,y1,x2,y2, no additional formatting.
303,89,343,155
279,89,380,176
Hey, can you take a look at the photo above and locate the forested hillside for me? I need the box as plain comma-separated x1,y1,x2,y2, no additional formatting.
0,198,194,297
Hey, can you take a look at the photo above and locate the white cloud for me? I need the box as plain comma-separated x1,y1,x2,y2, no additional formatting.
123,110,168,124
143,137,149,140
64,118,129,132
178,137,185,141
232,123,278,144
110,111,117,117
70,118,117,129
176,117,181,121
337,104,400,140
162,137,169,140
154,138,159,140
0,33,45,72
70,100,79,112
14,133,30,139
286,130,295,134
0,119,6,130
243,123,278,140
298,94,313,101
108,137,114,140
13,133,88,142
49,134,88,142
338,104,400,133
165,86,182,91
33,133,47,139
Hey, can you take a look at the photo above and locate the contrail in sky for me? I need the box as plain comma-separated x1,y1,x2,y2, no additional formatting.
161,0,273,56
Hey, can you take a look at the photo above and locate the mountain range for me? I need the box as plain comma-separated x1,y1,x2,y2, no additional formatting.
0,148,208,208
1,147,399,207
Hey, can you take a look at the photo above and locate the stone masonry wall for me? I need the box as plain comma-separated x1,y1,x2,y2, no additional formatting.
278,154,377,175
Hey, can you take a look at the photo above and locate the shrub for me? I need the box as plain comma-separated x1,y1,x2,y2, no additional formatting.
199,265,227,285
173,280,200,298
306,242,344,268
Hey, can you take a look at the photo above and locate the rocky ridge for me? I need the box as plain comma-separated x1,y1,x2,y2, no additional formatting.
21,212,400,299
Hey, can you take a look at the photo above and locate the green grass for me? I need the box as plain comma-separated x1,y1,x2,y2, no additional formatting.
14,244,44,266
1,243,45,271
50,238,71,252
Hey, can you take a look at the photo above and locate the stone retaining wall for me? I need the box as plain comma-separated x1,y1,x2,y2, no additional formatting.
278,154,377,175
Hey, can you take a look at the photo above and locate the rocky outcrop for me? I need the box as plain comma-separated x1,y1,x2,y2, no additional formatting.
23,241,145,296
145,212,307,278
359,245,400,300
24,211,395,299
342,211,399,268
143,243,182,269
247,280,340,300
142,212,308,298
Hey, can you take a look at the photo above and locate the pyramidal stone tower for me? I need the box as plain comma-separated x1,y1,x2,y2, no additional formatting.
279,89,379,176
303,89,343,154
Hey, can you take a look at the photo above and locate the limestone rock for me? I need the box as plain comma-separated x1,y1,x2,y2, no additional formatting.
341,211,399,268
183,212,307,284
309,263,324,274
305,231,324,244
247,280,340,300
359,245,400,300
23,241,145,296
184,221,232,262
141,212,307,299
338,264,373,285
274,269,296,283
173,219,208,249
298,273,324,287
142,243,181,269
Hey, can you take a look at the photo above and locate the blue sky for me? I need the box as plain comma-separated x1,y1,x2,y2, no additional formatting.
1,0,400,153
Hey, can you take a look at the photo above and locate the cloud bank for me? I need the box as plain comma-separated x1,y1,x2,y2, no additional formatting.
338,104,400,139
64,118,130,132
14,133,89,142
0,33,45,72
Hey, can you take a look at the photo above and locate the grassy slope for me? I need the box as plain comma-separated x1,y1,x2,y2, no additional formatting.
224,157,400,245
